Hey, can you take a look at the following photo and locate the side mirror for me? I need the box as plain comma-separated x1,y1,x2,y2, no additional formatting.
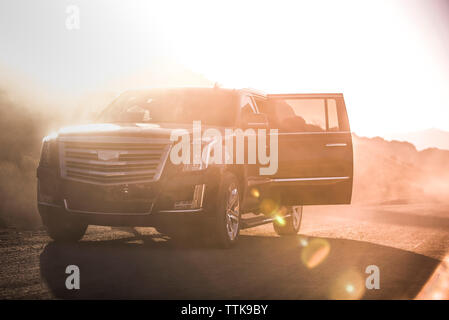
243,113,269,129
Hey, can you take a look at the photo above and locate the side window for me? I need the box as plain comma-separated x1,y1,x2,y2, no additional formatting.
262,97,343,132
327,99,339,131
272,98,326,132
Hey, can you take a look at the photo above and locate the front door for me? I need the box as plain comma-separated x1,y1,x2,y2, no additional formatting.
258,93,353,205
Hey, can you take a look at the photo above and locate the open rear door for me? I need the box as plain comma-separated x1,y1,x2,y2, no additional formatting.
257,93,353,205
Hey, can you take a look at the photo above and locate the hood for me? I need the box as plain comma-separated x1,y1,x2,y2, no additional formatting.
56,122,228,139
58,122,191,139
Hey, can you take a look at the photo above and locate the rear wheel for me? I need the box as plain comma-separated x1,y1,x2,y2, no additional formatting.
273,206,302,236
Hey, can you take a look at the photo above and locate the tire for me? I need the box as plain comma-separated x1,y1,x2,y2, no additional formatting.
43,211,87,243
210,172,241,248
273,206,303,236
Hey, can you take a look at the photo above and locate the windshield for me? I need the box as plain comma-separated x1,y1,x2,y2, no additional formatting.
98,89,238,127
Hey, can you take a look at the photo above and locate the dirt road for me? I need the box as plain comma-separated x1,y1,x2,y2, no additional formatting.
1,203,449,299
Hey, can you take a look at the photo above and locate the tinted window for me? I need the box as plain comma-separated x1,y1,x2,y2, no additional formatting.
263,98,326,132
98,89,237,126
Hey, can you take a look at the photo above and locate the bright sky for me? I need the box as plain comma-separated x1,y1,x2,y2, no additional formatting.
0,0,448,136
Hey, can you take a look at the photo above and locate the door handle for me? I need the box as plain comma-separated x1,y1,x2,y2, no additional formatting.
325,143,347,147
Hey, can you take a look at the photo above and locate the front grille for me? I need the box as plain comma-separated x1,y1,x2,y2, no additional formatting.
59,136,171,185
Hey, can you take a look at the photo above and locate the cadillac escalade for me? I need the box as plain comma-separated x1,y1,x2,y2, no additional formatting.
37,87,353,248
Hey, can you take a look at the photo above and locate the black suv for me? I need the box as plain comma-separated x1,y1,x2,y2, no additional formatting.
37,87,353,247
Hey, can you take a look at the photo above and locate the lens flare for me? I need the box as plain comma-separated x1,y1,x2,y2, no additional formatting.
301,238,330,269
345,284,355,293
329,270,365,300
250,188,260,198
432,292,443,300
275,215,286,226
299,237,309,247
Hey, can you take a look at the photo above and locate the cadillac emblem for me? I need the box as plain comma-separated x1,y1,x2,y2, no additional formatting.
97,150,120,161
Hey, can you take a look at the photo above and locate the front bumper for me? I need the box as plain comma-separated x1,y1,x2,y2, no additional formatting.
37,202,206,227
37,165,223,227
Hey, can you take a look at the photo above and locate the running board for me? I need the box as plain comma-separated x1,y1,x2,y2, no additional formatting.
240,214,291,229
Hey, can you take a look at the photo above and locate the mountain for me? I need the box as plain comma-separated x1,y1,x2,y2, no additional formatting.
352,133,449,204
384,128,449,151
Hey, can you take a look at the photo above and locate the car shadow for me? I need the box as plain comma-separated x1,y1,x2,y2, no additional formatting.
39,233,440,299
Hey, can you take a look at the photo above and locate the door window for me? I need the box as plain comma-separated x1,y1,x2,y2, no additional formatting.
327,99,339,131
262,98,342,132
265,98,326,132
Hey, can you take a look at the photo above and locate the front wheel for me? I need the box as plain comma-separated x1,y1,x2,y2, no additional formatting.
273,206,303,236
44,211,87,242
210,172,241,248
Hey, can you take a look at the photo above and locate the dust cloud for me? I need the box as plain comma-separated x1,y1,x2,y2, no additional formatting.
0,88,56,228
0,79,115,228
352,134,449,204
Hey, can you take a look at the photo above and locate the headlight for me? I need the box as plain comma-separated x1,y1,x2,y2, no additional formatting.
40,133,59,167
